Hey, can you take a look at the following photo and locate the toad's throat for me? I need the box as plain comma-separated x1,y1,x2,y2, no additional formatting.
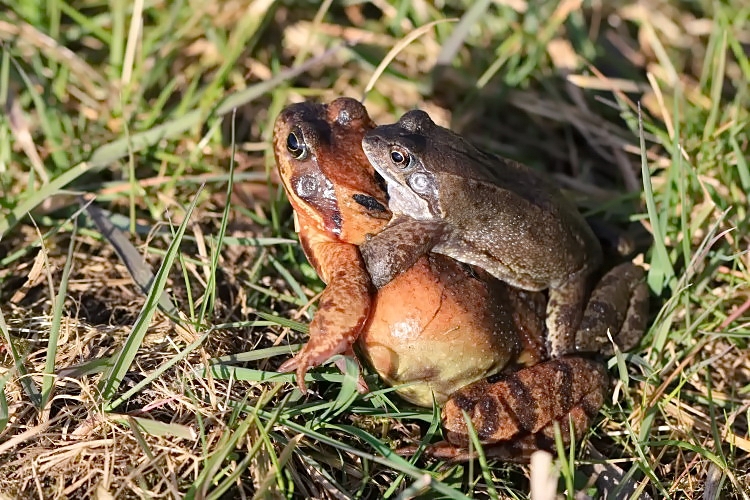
386,181,434,220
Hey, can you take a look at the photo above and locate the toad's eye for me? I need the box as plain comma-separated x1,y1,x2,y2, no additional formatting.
286,130,307,160
390,147,409,167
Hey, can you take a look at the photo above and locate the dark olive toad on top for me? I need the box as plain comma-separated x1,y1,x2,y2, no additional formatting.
360,110,618,358
272,98,648,460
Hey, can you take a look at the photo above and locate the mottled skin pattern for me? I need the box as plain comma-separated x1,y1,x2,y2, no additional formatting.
272,98,648,460
575,262,649,354
360,110,605,359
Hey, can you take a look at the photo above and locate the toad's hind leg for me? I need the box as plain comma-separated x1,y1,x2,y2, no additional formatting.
423,357,608,461
546,277,588,357
420,399,602,462
575,262,648,354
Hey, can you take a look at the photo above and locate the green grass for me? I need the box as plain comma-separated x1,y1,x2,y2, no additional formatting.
1,1,749,498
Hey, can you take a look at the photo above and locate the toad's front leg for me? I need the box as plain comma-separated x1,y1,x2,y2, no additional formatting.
360,217,445,289
279,236,373,394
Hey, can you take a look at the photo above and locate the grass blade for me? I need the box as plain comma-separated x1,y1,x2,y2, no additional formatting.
98,185,203,403
198,110,237,323
638,104,674,293
40,217,77,409
0,49,342,240
105,332,208,412
81,198,178,316
0,296,40,405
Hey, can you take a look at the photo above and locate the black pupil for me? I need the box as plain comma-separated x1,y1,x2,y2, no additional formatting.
391,150,405,164
287,133,300,153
